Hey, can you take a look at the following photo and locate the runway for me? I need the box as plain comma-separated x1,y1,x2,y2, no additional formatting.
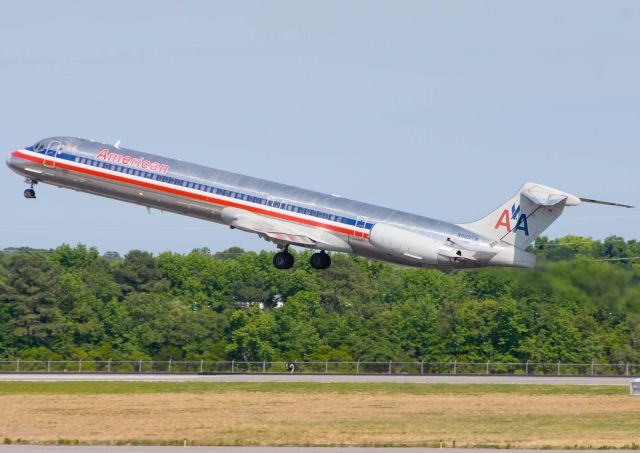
0,373,633,385
1,447,639,453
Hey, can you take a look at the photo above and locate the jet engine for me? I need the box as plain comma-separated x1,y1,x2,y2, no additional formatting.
369,223,500,267
369,223,447,265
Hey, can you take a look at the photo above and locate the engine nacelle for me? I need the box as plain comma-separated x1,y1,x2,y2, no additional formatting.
369,223,443,265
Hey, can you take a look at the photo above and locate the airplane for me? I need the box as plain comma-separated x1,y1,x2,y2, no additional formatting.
6,137,633,270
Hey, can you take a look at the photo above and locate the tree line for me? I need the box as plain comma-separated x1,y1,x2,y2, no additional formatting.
0,235,639,364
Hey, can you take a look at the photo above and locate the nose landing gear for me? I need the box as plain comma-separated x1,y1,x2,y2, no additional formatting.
23,181,36,199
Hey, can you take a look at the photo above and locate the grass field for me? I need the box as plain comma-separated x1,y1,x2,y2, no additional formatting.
0,382,638,448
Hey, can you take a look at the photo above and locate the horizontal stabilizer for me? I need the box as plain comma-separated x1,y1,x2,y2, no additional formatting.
579,197,634,209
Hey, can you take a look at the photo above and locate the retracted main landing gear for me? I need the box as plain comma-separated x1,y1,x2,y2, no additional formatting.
310,250,331,270
23,180,36,199
273,246,295,270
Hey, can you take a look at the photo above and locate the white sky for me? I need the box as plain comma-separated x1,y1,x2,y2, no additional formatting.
1,1,638,254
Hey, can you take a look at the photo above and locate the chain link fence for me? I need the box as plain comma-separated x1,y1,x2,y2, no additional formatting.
0,359,638,376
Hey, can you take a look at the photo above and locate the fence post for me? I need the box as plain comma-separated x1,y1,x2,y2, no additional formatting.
626,362,630,376
356,360,360,374
16,359,19,373
48,359,51,373
108,359,111,373
325,360,328,374
486,361,490,375
262,360,265,373
421,360,424,375
139,359,143,373
168,359,172,373
388,360,392,374
557,361,561,376
591,361,594,376
525,360,529,375
79,359,82,373
200,359,204,374
453,360,457,375
231,359,235,373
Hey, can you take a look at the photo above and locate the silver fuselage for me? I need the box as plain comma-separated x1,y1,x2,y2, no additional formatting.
6,136,490,268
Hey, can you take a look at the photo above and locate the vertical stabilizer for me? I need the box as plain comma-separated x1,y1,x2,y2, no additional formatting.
458,183,581,250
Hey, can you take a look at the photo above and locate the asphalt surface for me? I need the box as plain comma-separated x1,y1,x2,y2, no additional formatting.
0,448,639,453
0,373,634,385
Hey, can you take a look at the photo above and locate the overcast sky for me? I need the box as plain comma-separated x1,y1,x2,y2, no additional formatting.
1,1,638,255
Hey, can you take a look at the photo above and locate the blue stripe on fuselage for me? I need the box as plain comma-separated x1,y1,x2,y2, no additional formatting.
31,147,375,231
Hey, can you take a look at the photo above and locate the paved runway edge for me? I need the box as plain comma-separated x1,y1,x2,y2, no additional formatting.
0,373,633,385
1,447,640,453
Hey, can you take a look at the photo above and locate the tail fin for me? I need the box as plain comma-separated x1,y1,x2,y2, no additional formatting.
458,183,582,250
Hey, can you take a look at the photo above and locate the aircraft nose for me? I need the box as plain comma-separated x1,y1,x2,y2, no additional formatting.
6,153,16,169
5,152,22,172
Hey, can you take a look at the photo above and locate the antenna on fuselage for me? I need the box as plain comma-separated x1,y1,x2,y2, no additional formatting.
114,140,121,149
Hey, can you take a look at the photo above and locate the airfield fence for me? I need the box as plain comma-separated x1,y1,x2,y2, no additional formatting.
0,359,638,376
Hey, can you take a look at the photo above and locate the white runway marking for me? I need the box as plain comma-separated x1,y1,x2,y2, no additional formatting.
0,373,632,385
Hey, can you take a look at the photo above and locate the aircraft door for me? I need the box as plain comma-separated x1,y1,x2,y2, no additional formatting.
354,216,368,238
43,140,63,168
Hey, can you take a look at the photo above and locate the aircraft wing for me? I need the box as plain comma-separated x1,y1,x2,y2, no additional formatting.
220,207,352,253
225,213,317,247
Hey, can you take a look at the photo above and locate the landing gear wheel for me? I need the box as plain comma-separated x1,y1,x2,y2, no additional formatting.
310,251,331,270
273,251,295,270
23,188,36,199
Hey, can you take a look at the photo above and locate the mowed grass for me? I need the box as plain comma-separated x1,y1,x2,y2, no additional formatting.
0,382,638,448
0,381,628,395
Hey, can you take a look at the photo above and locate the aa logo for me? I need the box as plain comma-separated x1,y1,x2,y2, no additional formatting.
494,203,529,236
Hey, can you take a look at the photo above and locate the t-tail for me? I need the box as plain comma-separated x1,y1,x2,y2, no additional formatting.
458,182,633,268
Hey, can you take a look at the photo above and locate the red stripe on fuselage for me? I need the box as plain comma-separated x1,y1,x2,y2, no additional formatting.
11,150,369,239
